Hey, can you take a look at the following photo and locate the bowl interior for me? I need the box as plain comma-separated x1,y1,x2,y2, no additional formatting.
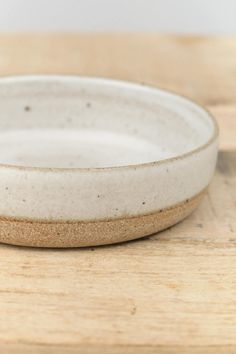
0,77,215,169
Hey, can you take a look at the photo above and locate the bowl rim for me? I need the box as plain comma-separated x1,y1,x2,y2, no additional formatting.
0,75,219,173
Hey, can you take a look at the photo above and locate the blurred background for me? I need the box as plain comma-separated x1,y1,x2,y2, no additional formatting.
0,0,235,33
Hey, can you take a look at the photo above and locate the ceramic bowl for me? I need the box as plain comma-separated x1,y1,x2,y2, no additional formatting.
0,76,218,247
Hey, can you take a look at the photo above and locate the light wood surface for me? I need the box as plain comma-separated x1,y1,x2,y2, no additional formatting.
0,34,235,354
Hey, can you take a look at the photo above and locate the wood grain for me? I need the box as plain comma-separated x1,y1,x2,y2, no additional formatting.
0,34,235,353
0,34,236,106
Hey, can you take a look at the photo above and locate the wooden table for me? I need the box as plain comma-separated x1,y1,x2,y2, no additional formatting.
0,34,235,354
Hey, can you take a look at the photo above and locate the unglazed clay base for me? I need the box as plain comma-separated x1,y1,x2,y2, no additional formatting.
0,189,205,248
0,76,218,247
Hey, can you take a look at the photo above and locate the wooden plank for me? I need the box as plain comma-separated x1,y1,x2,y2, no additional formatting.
0,34,235,353
209,105,236,150
0,34,235,106
2,343,236,354
0,151,235,353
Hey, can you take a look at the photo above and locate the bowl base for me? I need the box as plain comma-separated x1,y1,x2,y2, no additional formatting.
0,189,206,248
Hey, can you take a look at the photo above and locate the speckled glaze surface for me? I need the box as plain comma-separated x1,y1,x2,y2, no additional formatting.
0,76,218,247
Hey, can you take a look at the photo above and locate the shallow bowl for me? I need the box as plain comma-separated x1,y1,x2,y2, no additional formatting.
0,76,218,247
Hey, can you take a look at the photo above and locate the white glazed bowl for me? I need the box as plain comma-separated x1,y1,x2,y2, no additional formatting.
0,76,218,247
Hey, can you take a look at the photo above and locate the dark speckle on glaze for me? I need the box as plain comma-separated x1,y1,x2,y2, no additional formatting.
86,102,91,108
24,106,31,112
